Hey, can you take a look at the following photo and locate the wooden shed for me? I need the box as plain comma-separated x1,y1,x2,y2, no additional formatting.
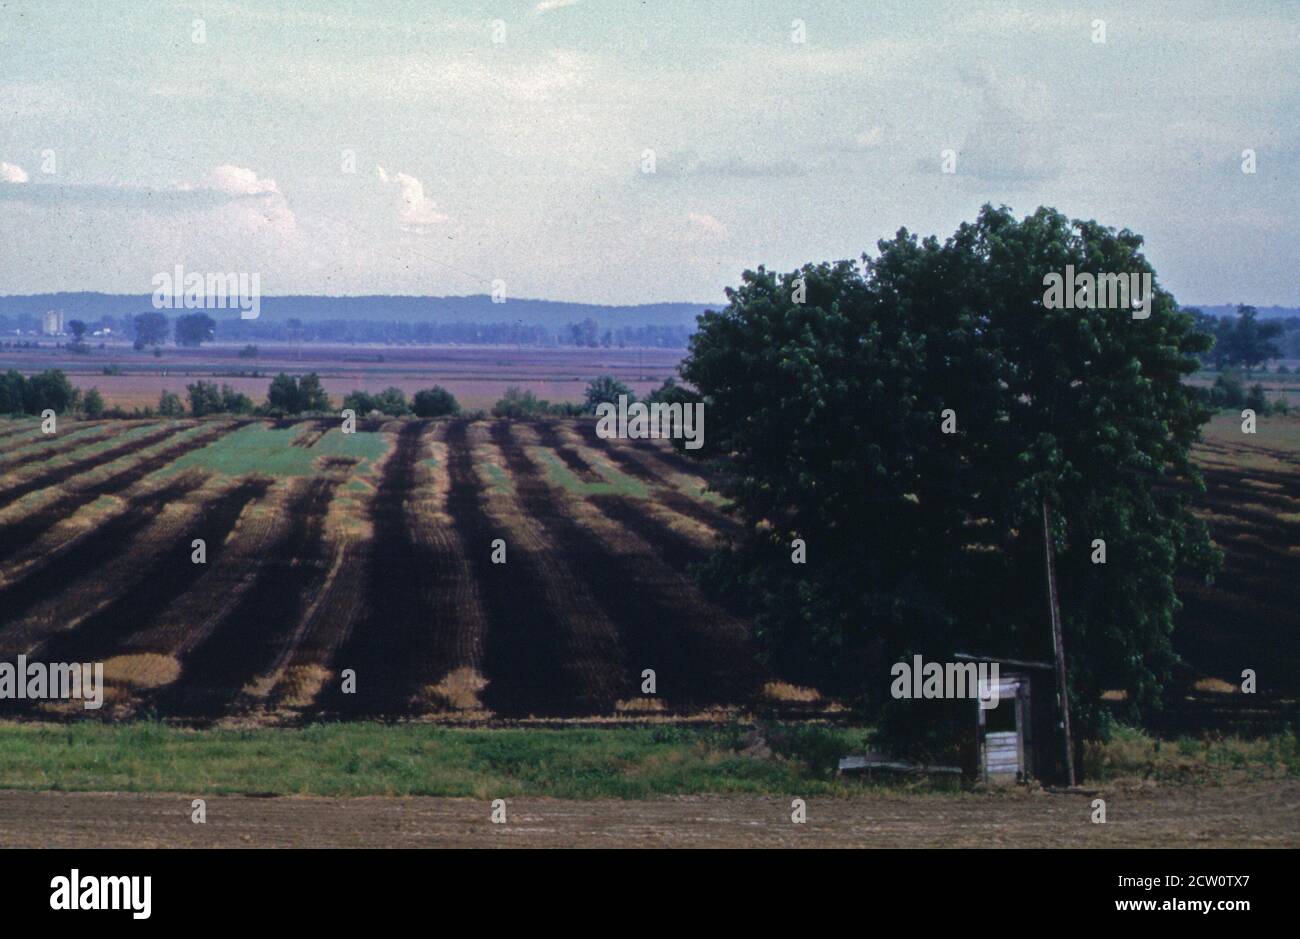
955,653,1063,785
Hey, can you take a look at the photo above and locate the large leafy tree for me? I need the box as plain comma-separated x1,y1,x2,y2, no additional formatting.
24,369,78,414
175,312,216,347
132,312,170,350
683,205,1218,743
412,386,460,418
266,372,330,414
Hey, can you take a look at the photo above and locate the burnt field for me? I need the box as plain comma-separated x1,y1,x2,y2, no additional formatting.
0,415,786,724
0,413,1296,727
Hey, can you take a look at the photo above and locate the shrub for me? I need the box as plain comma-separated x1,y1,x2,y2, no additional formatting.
492,386,548,418
158,391,185,417
186,380,224,417
81,387,105,418
584,375,634,412
412,386,460,418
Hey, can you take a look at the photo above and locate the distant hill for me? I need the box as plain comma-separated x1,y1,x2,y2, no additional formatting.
0,293,714,329
4,293,1294,328
1191,304,1300,320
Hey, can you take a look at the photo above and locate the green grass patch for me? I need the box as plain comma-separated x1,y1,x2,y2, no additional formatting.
0,422,111,461
1085,724,1300,784
585,455,651,497
0,722,1287,798
45,422,162,465
163,423,389,478
479,461,513,493
0,722,869,799
530,447,648,498
692,482,727,506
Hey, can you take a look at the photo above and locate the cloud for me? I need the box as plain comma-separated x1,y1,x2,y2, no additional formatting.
203,164,280,195
650,150,805,180
377,167,449,229
948,70,1061,185
0,181,263,209
686,211,728,241
536,0,580,14
0,163,296,235
854,127,883,149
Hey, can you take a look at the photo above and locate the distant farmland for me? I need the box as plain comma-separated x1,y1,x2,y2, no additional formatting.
0,412,1296,726
0,343,686,412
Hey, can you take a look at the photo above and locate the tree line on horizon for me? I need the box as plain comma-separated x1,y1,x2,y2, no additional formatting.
0,311,694,350
0,367,690,423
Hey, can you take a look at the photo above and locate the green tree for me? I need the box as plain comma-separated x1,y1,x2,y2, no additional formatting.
81,387,105,417
158,390,185,417
186,380,224,416
492,386,548,418
1229,305,1282,373
412,386,460,418
219,384,253,414
682,205,1219,753
133,312,170,350
342,390,377,415
297,373,330,412
0,370,26,414
24,369,77,413
266,373,301,413
583,375,634,412
646,376,699,408
68,319,88,342
175,312,216,347
372,387,410,416
568,318,599,347
1245,383,1270,415
267,373,330,414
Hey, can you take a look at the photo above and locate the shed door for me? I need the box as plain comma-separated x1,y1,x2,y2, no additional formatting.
980,677,1027,783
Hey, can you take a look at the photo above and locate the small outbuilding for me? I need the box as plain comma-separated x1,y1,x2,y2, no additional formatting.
955,653,1066,785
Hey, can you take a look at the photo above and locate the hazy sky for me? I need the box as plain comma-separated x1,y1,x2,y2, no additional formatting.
1,1,1296,305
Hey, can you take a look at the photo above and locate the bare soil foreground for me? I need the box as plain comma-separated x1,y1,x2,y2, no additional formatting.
2,783,1296,848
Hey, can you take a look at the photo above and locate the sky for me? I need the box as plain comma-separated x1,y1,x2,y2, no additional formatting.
0,0,1296,306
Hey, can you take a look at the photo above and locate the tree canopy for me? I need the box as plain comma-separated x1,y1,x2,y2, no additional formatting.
583,375,634,412
266,372,330,414
1193,304,1283,372
175,312,217,347
132,312,170,350
412,386,460,418
682,205,1219,748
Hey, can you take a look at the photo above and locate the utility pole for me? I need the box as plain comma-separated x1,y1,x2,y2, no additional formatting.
1042,498,1076,787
